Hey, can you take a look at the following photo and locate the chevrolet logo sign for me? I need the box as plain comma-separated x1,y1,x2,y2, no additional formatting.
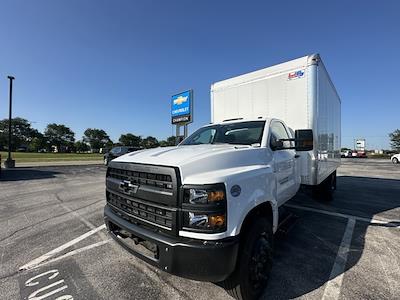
173,95,188,106
119,180,139,195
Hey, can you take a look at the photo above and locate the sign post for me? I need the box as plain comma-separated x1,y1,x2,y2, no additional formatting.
5,76,16,168
171,90,193,144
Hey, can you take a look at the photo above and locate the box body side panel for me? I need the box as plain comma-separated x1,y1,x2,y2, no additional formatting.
315,62,341,184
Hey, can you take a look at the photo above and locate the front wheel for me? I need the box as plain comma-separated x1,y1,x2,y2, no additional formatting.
393,157,399,164
220,217,273,300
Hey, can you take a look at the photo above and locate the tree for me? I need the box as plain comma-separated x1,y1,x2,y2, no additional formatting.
83,128,111,153
75,140,90,153
141,136,159,148
44,123,75,152
105,139,114,150
119,133,142,147
28,133,48,152
0,117,39,151
159,140,168,147
389,129,400,151
159,136,177,147
166,136,177,146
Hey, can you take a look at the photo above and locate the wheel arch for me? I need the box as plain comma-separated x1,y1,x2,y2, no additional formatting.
238,200,279,237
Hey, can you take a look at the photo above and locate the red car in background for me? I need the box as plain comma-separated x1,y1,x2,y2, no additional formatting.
341,150,367,158
357,151,367,158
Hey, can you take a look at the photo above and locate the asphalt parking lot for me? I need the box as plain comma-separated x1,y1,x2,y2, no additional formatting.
0,159,399,300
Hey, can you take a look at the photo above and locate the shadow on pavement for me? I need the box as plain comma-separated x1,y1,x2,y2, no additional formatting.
259,175,400,299
0,167,60,181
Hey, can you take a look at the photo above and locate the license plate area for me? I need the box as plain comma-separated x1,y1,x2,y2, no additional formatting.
110,223,159,260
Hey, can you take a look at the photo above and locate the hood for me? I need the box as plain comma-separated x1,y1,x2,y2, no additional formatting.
113,144,268,184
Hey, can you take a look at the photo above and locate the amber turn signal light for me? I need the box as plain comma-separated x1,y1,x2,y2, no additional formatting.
209,214,225,227
207,191,225,202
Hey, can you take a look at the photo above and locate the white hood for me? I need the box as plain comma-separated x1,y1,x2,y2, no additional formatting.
113,144,268,184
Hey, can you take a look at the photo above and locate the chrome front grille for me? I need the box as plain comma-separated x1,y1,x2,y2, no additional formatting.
106,162,180,234
107,191,174,230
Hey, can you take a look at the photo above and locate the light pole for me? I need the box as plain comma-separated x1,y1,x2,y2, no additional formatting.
5,76,15,168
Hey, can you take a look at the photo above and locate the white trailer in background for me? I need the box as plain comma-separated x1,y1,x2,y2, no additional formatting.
211,53,341,187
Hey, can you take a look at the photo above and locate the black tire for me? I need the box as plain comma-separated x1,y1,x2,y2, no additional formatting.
393,158,399,164
313,171,336,201
220,217,273,300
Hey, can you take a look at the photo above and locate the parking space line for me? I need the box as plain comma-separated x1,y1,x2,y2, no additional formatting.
322,218,356,300
19,224,106,271
285,204,400,228
35,239,111,269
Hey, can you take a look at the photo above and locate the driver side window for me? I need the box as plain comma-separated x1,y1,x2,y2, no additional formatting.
269,122,290,150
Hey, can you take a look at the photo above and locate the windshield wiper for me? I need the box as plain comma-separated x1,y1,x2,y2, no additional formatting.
211,142,228,145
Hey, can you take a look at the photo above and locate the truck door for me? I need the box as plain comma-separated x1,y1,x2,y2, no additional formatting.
269,121,298,205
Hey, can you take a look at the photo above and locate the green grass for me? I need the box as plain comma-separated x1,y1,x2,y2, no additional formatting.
0,151,103,163
367,154,391,159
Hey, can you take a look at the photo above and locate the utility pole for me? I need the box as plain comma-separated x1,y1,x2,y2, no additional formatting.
5,76,15,168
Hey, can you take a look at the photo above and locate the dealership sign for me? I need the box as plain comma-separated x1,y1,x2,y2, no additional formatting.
171,90,193,124
356,139,366,151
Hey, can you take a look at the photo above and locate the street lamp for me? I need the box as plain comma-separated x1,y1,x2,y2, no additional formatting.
4,76,15,168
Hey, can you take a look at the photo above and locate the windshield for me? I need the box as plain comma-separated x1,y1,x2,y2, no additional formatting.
110,147,122,154
181,121,265,146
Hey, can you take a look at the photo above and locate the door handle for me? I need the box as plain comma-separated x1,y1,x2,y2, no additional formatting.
295,154,300,158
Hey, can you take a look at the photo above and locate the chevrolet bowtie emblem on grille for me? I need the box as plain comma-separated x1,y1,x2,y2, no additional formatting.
119,180,139,195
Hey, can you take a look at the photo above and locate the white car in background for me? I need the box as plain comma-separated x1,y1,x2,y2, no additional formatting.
391,153,400,164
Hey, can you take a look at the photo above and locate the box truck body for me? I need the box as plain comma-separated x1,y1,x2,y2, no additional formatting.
211,54,341,185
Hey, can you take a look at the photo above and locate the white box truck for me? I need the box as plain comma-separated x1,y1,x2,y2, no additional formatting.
104,54,341,300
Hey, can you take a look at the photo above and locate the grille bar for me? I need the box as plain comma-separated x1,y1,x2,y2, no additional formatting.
108,167,173,191
107,191,174,230
106,162,180,234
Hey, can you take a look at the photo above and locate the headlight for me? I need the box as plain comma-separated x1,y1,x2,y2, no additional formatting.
182,212,226,232
188,212,225,227
181,184,227,233
185,187,225,204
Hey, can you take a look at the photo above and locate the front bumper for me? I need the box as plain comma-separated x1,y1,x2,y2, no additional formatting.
104,204,239,282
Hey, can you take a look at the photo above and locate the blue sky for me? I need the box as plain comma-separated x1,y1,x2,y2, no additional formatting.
0,0,399,149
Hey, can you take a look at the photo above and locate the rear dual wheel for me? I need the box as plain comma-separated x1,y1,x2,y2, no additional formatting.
313,171,336,201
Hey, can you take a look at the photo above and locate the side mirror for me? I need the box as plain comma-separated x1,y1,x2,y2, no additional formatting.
270,139,284,150
295,129,313,151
